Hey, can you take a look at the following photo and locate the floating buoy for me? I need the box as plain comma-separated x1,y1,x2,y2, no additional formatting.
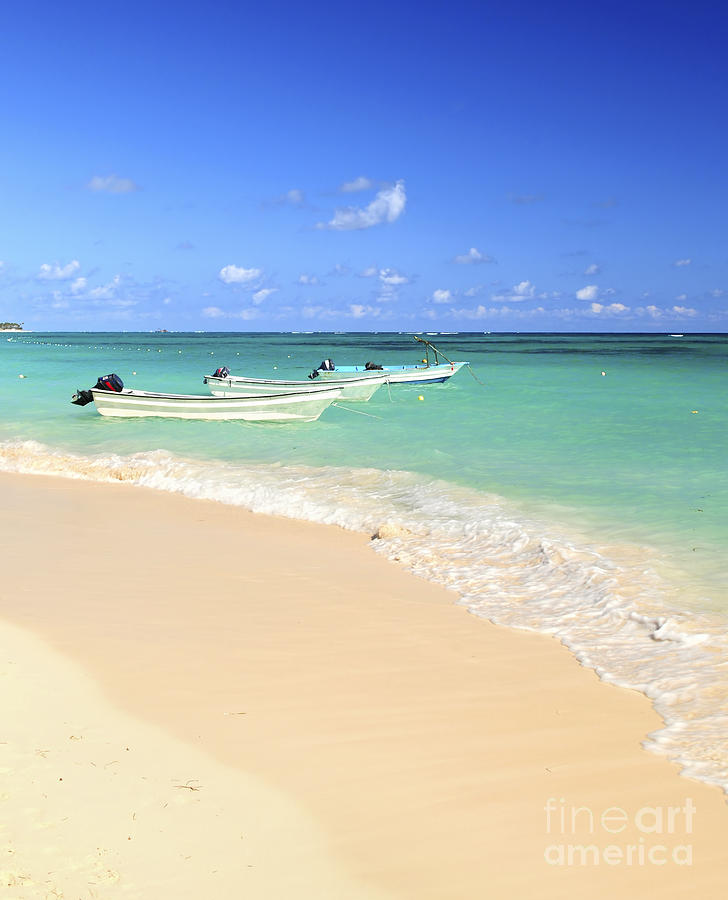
601,371,606,376
18,374,26,379
132,371,137,375
418,395,424,401
691,410,699,414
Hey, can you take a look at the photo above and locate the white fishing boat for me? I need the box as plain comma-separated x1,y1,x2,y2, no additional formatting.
71,376,342,422
203,370,388,401
312,360,466,384
310,335,468,386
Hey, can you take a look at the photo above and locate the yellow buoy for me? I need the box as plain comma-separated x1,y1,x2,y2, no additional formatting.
691,410,699,414
418,395,424,401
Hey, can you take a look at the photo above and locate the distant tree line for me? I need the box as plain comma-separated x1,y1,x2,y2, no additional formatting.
0,322,23,330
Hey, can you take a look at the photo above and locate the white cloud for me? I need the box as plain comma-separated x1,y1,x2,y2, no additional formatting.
645,305,662,318
432,289,453,304
318,180,406,231
675,293,688,301
219,264,262,284
576,284,599,301
86,174,140,193
359,266,379,278
70,276,87,294
340,176,373,193
710,288,724,298
453,247,495,265
584,263,600,275
492,280,536,303
298,274,320,285
88,274,121,299
202,306,226,318
38,259,81,280
672,305,697,316
673,258,692,267
512,280,535,299
252,288,277,305
379,268,408,285
349,304,381,318
591,302,628,314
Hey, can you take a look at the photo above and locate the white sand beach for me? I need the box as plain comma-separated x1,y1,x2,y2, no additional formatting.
1,471,726,898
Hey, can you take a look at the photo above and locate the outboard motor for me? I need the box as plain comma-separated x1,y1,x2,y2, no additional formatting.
364,361,383,370
212,366,230,379
71,373,124,406
308,358,334,379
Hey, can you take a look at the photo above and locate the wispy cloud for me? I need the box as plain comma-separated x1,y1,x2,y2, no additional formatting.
432,289,453,304
278,188,306,206
219,264,262,284
317,180,406,231
453,247,495,265
252,288,277,305
86,174,140,194
298,273,320,285
202,305,263,320
584,263,600,275
349,304,382,319
673,258,692,267
339,176,374,193
492,280,536,302
37,260,81,280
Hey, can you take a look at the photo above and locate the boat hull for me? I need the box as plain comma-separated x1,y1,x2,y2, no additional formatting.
204,372,387,401
91,387,342,422
315,362,467,385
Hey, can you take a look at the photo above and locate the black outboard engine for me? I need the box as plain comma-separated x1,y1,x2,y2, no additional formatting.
212,366,230,379
71,373,124,406
364,361,383,370
308,358,334,379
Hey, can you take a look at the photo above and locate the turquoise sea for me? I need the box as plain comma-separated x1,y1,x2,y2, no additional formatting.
2,331,727,790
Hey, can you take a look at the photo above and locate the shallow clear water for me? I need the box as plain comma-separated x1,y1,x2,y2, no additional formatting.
2,331,727,790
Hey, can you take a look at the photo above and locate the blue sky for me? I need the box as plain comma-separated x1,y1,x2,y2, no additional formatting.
1,0,726,332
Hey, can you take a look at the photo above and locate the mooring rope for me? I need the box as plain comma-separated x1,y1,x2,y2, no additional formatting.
332,403,383,419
